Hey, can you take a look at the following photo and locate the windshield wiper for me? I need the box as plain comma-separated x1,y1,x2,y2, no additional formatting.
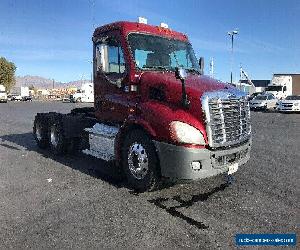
142,65,171,71
186,68,200,75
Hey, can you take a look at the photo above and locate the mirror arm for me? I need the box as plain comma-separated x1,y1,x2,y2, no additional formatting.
181,79,190,108
175,67,190,108
199,57,204,75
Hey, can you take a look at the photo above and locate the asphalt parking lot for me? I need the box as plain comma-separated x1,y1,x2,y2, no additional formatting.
0,101,299,249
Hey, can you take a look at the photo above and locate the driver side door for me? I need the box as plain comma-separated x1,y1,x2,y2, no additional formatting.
94,31,130,123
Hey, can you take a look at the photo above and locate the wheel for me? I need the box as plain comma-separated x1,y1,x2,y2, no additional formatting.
33,115,49,149
263,105,267,112
49,119,67,155
122,130,160,192
76,97,82,103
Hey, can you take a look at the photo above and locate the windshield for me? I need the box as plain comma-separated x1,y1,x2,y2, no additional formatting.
128,33,200,72
286,95,300,100
266,86,282,91
255,95,268,100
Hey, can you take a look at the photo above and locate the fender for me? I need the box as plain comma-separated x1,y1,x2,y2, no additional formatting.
114,115,157,164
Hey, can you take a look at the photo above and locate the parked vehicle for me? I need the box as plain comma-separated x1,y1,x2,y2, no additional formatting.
7,94,13,101
10,94,22,101
33,19,252,192
277,95,300,112
248,92,263,101
22,96,32,102
0,85,8,103
265,74,300,99
21,86,30,98
62,95,71,103
70,83,94,103
250,94,278,111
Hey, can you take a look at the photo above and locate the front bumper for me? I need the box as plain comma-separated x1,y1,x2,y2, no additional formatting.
278,106,300,112
250,104,266,110
154,140,251,181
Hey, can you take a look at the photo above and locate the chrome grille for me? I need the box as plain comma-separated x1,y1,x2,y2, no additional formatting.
202,90,251,148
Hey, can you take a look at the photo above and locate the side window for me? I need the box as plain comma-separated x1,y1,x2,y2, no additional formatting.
107,46,125,73
95,37,126,85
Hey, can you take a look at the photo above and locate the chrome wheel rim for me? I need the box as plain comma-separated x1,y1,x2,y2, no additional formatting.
50,126,59,147
128,142,149,180
36,124,42,141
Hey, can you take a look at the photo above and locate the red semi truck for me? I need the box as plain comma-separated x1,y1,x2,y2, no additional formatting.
33,20,252,192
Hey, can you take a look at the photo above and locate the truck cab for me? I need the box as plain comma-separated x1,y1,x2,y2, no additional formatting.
33,20,252,192
266,75,293,99
265,84,287,99
71,83,94,103
0,85,8,103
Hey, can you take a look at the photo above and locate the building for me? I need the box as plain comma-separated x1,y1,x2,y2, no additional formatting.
238,80,270,93
272,74,300,95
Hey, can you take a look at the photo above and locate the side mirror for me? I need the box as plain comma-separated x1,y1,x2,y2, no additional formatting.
96,44,108,72
175,67,187,80
199,57,204,75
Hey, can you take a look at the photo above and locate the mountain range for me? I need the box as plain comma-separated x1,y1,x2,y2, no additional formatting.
15,75,91,89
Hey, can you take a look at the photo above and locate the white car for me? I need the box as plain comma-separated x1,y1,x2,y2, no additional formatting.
249,94,278,111
277,95,300,112
11,94,22,101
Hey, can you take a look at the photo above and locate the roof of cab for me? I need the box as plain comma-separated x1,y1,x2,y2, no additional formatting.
93,21,188,41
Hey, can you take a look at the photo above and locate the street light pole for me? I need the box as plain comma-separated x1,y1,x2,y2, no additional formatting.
227,30,238,84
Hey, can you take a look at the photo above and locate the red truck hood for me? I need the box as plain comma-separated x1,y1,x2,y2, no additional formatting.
139,71,232,102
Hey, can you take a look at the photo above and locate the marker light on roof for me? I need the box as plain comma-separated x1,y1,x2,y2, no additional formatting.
160,22,169,29
138,17,147,24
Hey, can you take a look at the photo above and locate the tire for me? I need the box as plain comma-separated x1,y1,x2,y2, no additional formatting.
76,97,82,103
33,115,49,149
48,118,67,155
122,130,160,192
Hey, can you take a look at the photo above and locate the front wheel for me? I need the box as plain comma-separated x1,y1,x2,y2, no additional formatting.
122,130,160,192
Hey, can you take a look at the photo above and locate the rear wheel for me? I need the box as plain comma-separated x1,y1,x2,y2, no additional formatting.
33,115,49,149
49,119,67,155
122,130,160,192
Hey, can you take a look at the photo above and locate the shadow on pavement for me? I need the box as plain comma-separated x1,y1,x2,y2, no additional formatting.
1,132,232,230
0,132,125,189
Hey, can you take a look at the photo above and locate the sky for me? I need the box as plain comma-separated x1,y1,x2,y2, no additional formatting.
0,0,299,83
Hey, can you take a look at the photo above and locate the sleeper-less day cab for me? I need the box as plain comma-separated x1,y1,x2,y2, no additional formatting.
33,20,252,192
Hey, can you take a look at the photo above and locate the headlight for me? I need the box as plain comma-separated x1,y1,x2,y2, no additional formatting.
170,121,206,145
294,103,299,106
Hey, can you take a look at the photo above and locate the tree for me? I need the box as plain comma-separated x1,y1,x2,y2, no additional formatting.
0,57,16,92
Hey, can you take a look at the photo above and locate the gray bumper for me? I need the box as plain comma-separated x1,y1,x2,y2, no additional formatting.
154,140,251,181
